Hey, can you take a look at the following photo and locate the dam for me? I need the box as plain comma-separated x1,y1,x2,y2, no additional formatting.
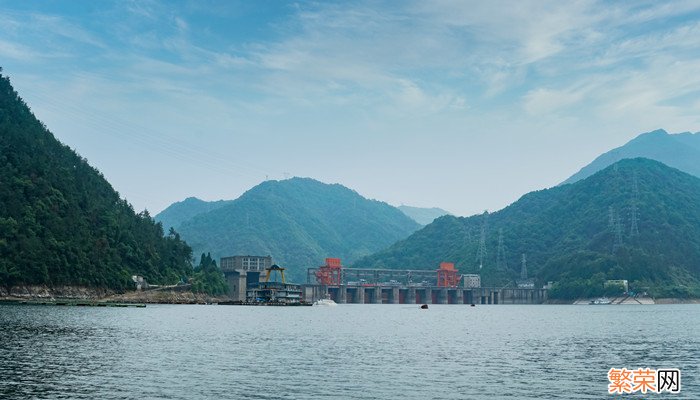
303,258,547,305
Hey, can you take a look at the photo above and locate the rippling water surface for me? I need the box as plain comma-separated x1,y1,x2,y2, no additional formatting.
1,304,698,399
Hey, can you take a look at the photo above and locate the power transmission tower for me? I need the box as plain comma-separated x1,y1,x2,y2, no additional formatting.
613,216,623,253
608,206,615,229
496,228,507,271
629,173,639,237
520,254,528,280
476,211,488,269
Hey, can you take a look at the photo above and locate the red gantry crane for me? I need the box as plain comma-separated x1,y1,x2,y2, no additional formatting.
314,258,343,285
436,262,462,287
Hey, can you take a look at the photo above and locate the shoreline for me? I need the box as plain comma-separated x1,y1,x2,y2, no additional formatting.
3,285,700,305
0,285,230,305
568,296,700,305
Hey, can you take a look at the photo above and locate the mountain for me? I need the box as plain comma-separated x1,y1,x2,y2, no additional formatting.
355,158,700,298
398,205,451,225
563,129,700,184
156,197,231,232
0,71,194,290
173,177,422,280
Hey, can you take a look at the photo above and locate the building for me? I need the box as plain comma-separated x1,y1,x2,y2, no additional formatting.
220,255,273,301
463,274,481,288
220,255,272,272
131,275,146,291
516,279,535,289
605,279,629,293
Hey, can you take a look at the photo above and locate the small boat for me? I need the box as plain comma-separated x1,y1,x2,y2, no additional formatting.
420,304,429,309
313,294,337,306
590,297,611,305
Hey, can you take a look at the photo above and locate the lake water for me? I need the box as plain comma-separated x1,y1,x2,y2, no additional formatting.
0,304,698,399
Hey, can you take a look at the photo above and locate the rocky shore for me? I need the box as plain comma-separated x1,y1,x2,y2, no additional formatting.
0,285,229,304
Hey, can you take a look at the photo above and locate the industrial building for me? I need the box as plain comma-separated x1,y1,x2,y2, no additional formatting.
220,255,272,301
246,265,305,305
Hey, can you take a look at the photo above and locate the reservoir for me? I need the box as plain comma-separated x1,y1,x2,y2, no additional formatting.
1,304,698,399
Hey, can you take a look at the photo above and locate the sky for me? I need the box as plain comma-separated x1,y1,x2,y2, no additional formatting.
1,0,700,217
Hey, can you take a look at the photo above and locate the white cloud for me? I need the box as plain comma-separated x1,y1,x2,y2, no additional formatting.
0,39,40,61
4,0,700,215
523,87,587,115
28,14,106,49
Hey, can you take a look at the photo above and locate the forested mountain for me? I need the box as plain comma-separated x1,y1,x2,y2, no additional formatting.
0,71,194,290
156,197,231,232
355,158,700,298
172,177,422,280
563,129,700,184
398,205,451,225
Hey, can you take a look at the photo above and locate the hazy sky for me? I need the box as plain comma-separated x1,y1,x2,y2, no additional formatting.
2,1,700,216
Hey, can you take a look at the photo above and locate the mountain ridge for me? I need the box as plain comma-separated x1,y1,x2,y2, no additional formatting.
563,129,700,184
397,205,451,225
169,177,422,280
156,197,232,232
355,158,700,298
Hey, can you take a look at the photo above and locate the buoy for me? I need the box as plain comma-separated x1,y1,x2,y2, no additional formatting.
420,304,428,309
470,303,475,307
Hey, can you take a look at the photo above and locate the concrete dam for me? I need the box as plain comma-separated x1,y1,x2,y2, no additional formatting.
220,256,547,305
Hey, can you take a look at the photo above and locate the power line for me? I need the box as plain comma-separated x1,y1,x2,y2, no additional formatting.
18,85,273,181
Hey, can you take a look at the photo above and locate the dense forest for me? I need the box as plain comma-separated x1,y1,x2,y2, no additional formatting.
0,70,221,292
158,177,421,281
355,158,700,299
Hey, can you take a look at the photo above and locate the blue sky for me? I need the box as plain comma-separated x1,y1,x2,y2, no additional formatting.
2,0,700,216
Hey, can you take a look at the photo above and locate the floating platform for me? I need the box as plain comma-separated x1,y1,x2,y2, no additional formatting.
219,300,311,306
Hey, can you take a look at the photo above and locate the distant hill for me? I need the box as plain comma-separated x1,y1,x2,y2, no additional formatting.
563,129,700,184
398,205,451,225
172,178,422,280
156,197,231,232
355,158,700,298
0,71,193,290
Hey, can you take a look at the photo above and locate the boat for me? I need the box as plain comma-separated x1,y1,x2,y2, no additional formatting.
313,294,337,306
590,297,612,305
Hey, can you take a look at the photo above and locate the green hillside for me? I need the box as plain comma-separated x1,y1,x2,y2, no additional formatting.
355,158,700,298
398,205,451,225
563,129,700,184
156,197,231,232
0,71,195,290
174,177,422,281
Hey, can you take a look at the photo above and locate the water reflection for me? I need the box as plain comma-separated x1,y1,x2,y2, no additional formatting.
1,304,698,399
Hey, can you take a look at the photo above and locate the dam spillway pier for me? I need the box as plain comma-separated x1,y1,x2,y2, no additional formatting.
302,283,547,305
